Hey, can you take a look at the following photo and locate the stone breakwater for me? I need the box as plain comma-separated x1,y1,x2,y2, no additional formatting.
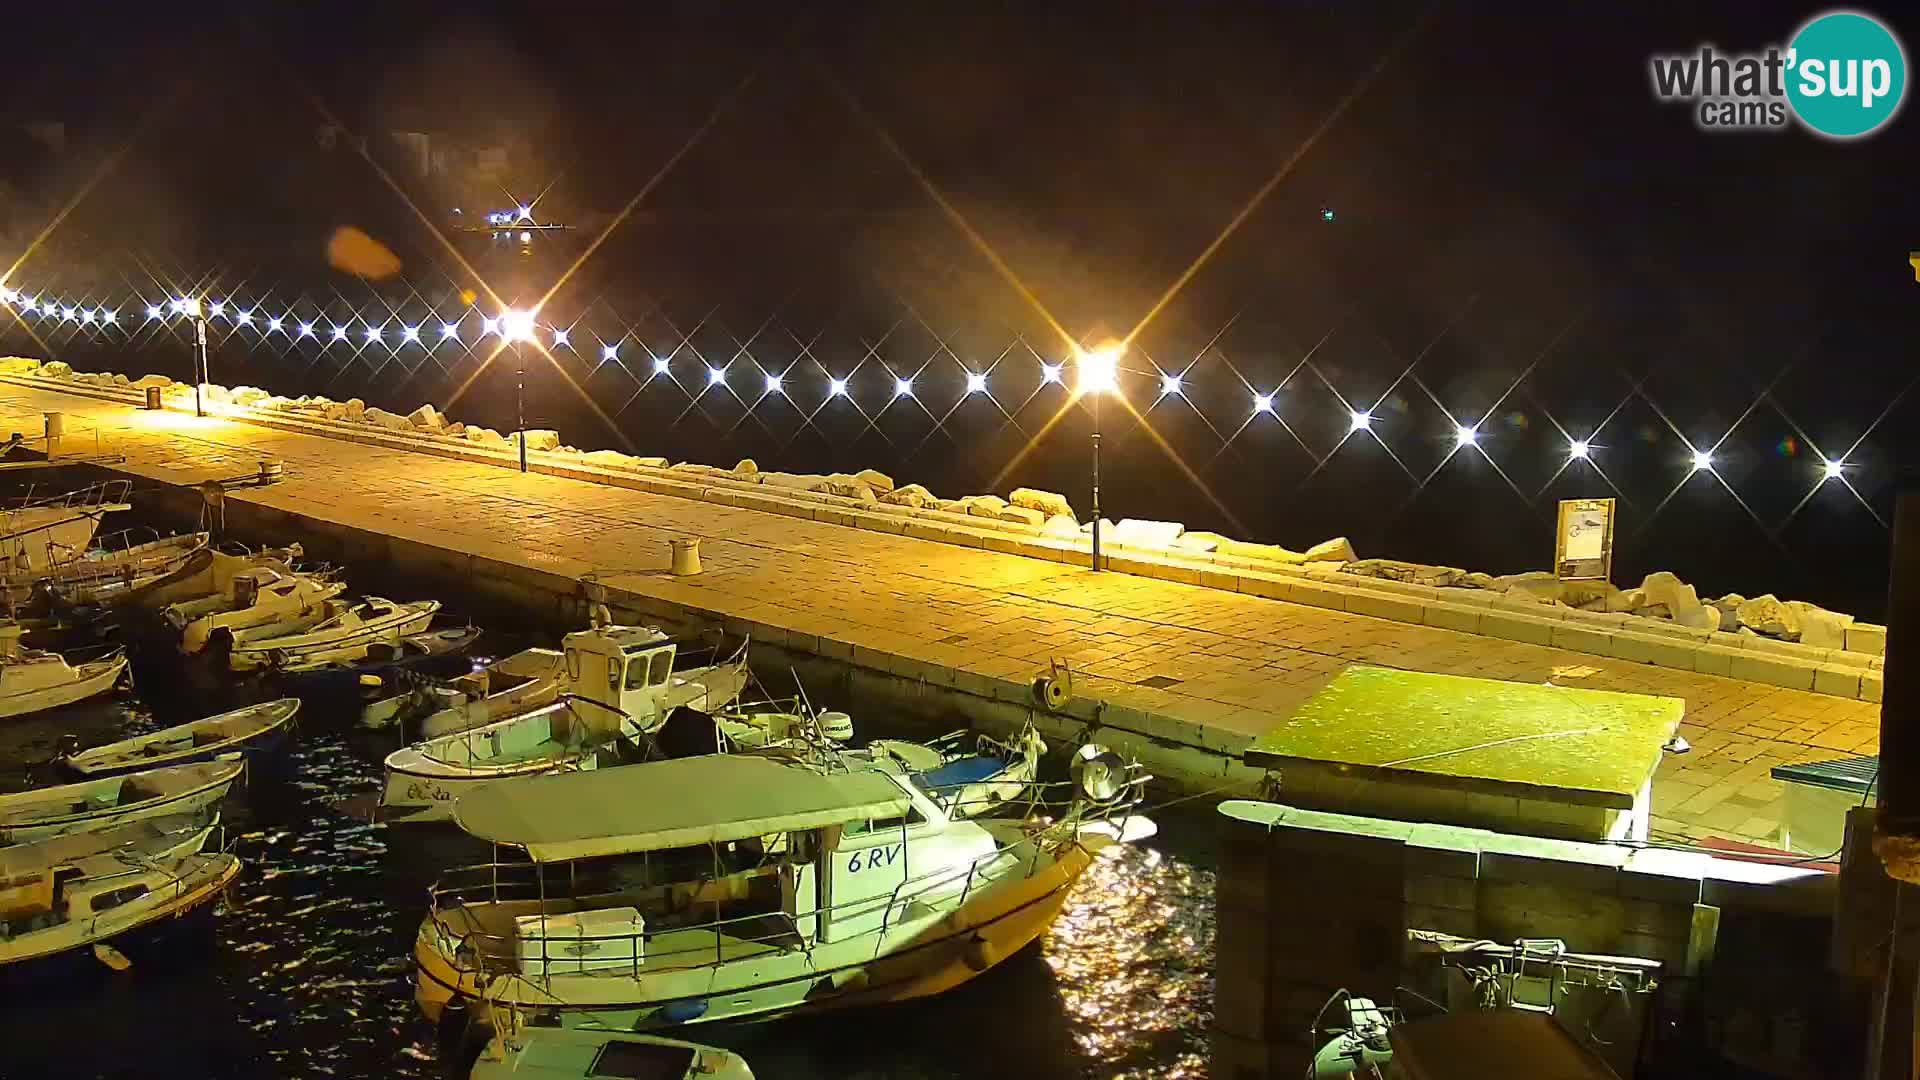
1,356,1887,683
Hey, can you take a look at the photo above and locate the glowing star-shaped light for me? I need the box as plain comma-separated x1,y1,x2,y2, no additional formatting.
207,301,224,318
331,325,349,341
601,343,618,362
60,305,75,320
102,310,116,324
1253,393,1275,414
965,372,988,395
1823,458,1846,481
653,356,671,374
402,325,420,342
146,304,163,320
481,316,500,337
500,310,535,342
365,326,382,342
1160,374,1182,396
894,377,914,398
171,298,188,315
80,309,94,325
1455,425,1478,447
551,329,569,348
827,377,848,397
267,317,282,332
1076,344,1121,394
1691,449,1714,472
235,310,253,326
517,205,532,220
1349,410,1373,433
707,366,727,386
298,322,314,337
765,373,783,394
42,302,57,317
1568,440,1591,460
1040,363,1064,385
441,322,460,339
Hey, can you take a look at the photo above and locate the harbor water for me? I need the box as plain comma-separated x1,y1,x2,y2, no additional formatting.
0,602,1216,1079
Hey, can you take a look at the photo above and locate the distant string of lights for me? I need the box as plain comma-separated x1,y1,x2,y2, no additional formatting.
0,281,1863,486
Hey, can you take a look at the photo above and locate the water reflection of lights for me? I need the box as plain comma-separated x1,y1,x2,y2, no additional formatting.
1044,843,1212,1077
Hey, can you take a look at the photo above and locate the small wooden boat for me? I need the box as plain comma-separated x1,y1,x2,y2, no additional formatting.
54,699,301,779
226,597,440,672
0,481,132,576
11,531,211,609
0,624,127,721
0,760,244,846
381,701,614,823
468,1025,754,1080
165,568,345,654
132,543,303,613
0,814,239,973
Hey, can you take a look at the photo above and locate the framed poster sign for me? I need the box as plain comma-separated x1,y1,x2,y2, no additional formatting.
1555,497,1615,582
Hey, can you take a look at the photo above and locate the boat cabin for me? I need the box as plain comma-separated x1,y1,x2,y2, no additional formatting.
437,755,1006,980
558,626,679,730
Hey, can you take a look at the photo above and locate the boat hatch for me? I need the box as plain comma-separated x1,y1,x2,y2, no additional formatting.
588,1042,698,1079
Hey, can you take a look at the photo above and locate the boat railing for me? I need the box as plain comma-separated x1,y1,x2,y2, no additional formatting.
0,479,132,515
428,789,1146,986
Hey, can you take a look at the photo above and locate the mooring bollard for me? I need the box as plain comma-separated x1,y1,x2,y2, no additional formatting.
670,537,703,576
42,412,62,458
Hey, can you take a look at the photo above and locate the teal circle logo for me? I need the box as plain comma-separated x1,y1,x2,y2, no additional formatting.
1786,10,1907,139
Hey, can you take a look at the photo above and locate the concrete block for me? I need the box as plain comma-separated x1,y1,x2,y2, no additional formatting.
1693,644,1741,678
1607,630,1694,670
1236,573,1292,602
1491,595,1565,619
1404,873,1476,911
1285,580,1356,612
1404,823,1482,878
1727,651,1817,691
1420,601,1482,635
1863,670,1884,703
1742,635,1828,663
1618,848,1708,905
1550,623,1613,656
1481,610,1557,646
1846,622,1888,657
1826,649,1874,669
1481,849,1624,895
1343,590,1425,624
1813,663,1863,699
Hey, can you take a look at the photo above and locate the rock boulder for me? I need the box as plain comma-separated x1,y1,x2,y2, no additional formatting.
733,459,759,476
515,430,561,453
407,404,447,431
1113,519,1184,549
1305,536,1357,563
854,468,895,494
1043,514,1081,538
1787,600,1853,649
344,398,366,420
963,495,1009,518
41,361,72,378
999,506,1045,527
882,484,938,509
131,374,172,390
1009,488,1075,519
1736,594,1800,639
363,407,413,431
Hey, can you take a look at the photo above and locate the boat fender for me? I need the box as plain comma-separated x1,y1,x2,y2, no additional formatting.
659,998,708,1024
962,932,998,973
92,943,132,971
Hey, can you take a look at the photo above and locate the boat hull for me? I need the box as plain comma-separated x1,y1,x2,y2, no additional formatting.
0,769,241,847
0,655,125,721
58,710,298,780
381,754,594,824
413,840,1093,1032
0,855,239,979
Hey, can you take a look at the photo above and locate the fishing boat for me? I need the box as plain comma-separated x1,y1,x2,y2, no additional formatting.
381,625,751,821
275,627,483,724
469,1024,754,1080
10,531,210,610
413,745,1156,1043
868,723,1047,819
0,624,127,721
397,625,748,741
54,698,301,779
0,481,133,576
0,812,239,973
225,597,440,672
163,567,345,654
0,759,244,846
132,543,304,612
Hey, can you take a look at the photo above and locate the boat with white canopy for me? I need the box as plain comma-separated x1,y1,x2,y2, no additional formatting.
412,745,1155,1048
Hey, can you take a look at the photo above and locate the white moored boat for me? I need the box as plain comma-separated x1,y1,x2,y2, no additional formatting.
8,530,211,609
0,759,244,846
469,1024,754,1080
0,624,127,721
405,625,749,741
0,812,239,971
0,481,133,576
164,567,345,654
55,698,301,778
226,597,440,672
413,746,1156,1043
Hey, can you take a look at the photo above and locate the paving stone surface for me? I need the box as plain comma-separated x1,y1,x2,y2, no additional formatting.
1,385,1881,849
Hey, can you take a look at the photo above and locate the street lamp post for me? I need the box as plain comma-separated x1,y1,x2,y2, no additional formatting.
182,298,208,417
1077,344,1122,572
502,309,535,472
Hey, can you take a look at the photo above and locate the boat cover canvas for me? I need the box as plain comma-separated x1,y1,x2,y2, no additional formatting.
454,754,913,862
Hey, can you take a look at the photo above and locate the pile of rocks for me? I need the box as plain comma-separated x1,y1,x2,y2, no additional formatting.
5,355,1870,653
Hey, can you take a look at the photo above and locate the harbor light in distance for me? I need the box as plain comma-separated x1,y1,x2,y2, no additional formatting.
827,377,848,397
1040,363,1063,385
1823,458,1846,481
1568,439,1591,461
653,355,671,375
481,316,499,337
707,366,727,387
1691,449,1714,472
402,325,420,342
179,298,202,318
207,301,224,318
1160,373,1182,396
1455,424,1478,447
267,317,282,332
894,377,914,398
441,322,460,339
965,371,988,395
298,322,314,337
331,325,348,341
365,325,382,342
1253,393,1274,414
235,310,253,326
102,310,115,324
601,343,618,362
765,372,783,394
551,328,569,348
1349,410,1373,433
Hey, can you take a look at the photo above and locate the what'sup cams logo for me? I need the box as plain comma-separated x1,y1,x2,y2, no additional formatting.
1650,9,1907,139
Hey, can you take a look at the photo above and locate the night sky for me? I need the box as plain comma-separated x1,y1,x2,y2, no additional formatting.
3,2,1917,618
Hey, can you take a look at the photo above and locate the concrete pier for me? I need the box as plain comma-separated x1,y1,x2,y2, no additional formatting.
0,379,1883,845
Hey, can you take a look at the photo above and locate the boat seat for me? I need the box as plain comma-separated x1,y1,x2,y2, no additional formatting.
192,732,227,747
918,755,1005,790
